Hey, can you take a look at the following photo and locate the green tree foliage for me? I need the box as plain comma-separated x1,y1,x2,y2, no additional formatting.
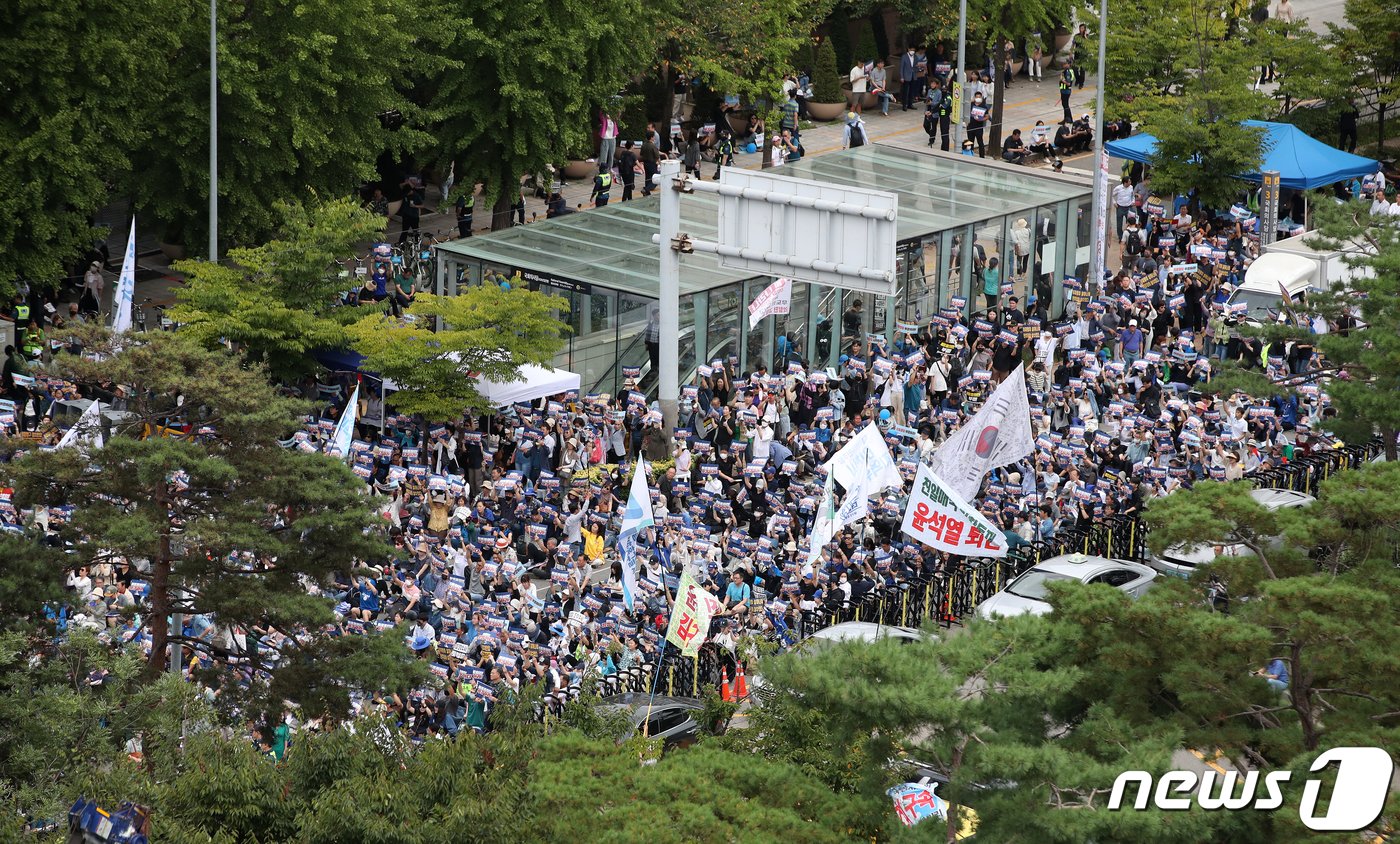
43,693,869,844
346,287,570,421
127,0,443,254
2,332,420,714
1254,21,1350,136
429,0,648,230
170,198,386,381
1140,64,1272,212
750,463,1400,842
0,0,180,291
812,39,845,104
1327,0,1400,146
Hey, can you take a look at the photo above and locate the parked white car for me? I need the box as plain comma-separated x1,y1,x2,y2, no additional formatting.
1147,488,1315,579
976,554,1157,618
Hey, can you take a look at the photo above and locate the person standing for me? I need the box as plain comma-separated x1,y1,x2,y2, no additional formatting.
842,111,869,149
936,83,953,151
1058,66,1074,123
966,92,989,158
848,58,868,114
616,141,638,201
454,188,475,238
1112,176,1137,239
598,111,619,172
1339,99,1360,152
396,184,423,246
900,46,919,111
1071,23,1089,89
640,130,660,196
81,261,104,316
590,166,613,208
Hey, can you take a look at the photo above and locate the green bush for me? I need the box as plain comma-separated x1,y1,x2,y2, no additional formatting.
854,22,879,69
812,40,844,104
826,5,852,71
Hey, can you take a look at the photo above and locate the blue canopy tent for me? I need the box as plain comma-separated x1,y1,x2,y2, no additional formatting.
1105,120,1378,190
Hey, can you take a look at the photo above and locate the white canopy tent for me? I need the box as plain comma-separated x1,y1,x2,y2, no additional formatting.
476,364,581,408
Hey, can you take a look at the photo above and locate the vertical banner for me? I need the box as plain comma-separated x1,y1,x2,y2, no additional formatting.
950,81,963,125
328,383,360,459
112,217,137,334
618,458,655,612
747,277,793,327
1092,151,1110,288
1260,170,1281,246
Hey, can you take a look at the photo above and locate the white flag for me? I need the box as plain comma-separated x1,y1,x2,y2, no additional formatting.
747,277,792,327
825,423,904,532
617,458,655,612
926,364,1035,502
56,401,104,451
901,463,1007,557
111,217,137,334
328,383,359,459
805,470,837,568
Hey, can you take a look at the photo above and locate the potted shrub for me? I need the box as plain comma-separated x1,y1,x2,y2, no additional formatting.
562,136,597,180
808,39,847,121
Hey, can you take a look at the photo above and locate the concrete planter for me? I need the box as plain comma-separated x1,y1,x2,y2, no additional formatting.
806,100,848,121
562,160,596,180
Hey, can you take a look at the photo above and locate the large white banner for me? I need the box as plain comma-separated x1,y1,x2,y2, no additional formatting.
805,470,837,567
926,364,1034,502
747,276,792,327
901,463,1006,557
1093,150,1110,288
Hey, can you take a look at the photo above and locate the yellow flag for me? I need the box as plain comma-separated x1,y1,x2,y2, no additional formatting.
664,571,722,657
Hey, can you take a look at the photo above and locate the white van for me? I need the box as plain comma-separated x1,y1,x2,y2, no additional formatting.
1228,234,1372,323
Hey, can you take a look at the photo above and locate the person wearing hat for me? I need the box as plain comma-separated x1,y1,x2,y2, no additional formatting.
81,261,105,316
842,110,868,149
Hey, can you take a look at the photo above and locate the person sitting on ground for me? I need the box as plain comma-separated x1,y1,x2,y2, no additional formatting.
1001,129,1027,165
1028,119,1058,163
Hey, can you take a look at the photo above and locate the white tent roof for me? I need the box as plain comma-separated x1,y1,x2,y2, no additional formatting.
476,364,581,408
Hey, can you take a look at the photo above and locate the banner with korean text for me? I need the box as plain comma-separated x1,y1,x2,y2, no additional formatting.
747,277,792,327
901,463,1006,557
665,570,722,657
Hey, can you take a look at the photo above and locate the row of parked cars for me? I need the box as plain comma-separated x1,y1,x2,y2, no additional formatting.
977,488,1315,618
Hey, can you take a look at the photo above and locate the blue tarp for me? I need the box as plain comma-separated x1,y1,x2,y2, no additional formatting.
1104,120,1379,190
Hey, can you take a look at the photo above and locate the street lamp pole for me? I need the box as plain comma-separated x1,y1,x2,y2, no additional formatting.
209,0,219,263
1088,0,1109,289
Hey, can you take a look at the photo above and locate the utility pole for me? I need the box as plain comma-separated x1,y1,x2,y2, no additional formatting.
209,0,219,263
1088,0,1110,289
952,0,967,151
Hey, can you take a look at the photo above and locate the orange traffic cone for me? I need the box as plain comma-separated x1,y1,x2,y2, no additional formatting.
719,668,733,702
734,664,748,699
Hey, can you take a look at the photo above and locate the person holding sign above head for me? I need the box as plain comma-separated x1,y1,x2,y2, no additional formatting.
965,92,988,158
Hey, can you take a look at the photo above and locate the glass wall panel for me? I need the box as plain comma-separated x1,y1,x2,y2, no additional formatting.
903,237,940,324
814,283,839,370
839,290,870,356
570,288,619,395
743,277,774,374
971,218,1005,316
779,280,809,370
705,283,742,372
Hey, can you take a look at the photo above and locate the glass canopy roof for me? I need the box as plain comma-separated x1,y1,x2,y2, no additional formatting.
437,145,1090,299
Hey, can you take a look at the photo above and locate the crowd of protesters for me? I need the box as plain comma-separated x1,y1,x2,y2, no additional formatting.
22,156,1381,758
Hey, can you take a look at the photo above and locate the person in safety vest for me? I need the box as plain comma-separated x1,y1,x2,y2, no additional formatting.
591,166,612,208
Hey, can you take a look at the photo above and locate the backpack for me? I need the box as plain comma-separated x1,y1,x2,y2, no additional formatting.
923,111,936,135
1125,229,1144,256
848,122,866,148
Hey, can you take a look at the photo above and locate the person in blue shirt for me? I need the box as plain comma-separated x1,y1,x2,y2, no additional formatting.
722,569,752,616
1259,658,1289,692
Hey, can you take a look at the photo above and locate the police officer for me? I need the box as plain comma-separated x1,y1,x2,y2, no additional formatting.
454,188,475,238
936,86,953,151
590,166,612,208
712,129,735,180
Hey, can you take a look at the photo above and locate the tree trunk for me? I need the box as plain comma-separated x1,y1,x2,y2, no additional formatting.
1379,102,1387,152
1289,641,1320,752
491,188,514,232
990,40,1007,157
143,514,172,680
660,60,676,131
1384,427,1397,462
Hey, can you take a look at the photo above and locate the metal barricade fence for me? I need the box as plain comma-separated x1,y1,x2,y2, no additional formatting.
647,438,1387,699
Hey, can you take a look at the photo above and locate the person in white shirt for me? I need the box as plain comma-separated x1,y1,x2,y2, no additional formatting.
597,111,619,172
1112,176,1137,237
1369,195,1391,216
847,60,868,113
